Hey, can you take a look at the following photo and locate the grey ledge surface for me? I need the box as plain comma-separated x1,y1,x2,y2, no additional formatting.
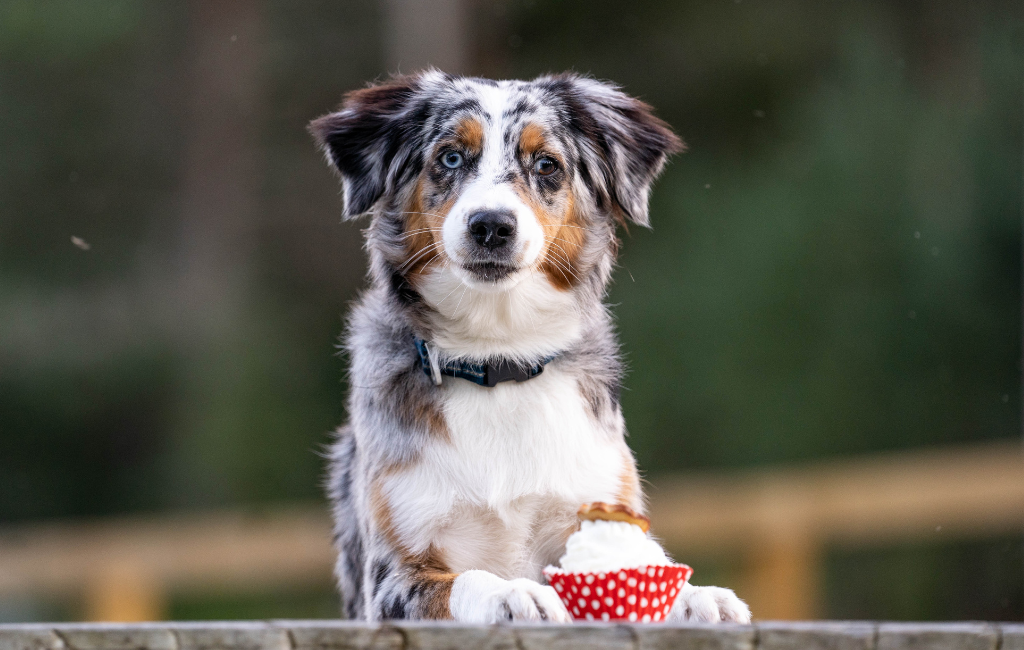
0,622,1019,650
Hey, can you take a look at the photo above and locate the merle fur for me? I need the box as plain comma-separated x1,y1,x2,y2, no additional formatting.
311,70,681,620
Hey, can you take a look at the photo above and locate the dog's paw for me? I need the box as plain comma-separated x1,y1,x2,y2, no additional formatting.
450,570,572,623
668,584,751,623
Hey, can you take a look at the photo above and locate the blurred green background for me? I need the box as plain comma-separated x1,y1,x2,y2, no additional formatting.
0,0,1020,623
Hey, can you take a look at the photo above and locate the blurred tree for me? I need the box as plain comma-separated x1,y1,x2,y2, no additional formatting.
501,0,1021,472
0,0,1019,622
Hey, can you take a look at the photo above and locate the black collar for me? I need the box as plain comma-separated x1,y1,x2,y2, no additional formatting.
414,338,556,387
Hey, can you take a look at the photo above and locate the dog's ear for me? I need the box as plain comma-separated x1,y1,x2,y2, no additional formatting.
547,75,684,227
309,74,427,219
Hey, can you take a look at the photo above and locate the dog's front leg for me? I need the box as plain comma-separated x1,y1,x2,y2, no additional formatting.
367,555,570,623
449,570,571,623
366,551,456,621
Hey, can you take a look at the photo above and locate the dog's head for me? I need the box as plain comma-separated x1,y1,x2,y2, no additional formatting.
310,70,681,302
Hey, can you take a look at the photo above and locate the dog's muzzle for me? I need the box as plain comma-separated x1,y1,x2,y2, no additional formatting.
462,209,518,281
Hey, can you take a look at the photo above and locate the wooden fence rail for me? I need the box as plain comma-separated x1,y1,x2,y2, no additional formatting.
1,621,1023,650
1,441,1021,622
649,441,1024,620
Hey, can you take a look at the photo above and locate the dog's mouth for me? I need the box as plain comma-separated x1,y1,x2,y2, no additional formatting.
462,261,517,282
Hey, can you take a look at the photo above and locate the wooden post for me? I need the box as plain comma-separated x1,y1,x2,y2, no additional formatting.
739,533,820,621
83,566,164,622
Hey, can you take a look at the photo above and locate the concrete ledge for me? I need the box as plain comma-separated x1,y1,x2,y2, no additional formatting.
0,622,1019,650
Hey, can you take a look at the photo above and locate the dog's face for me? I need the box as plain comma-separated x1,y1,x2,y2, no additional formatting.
311,71,681,297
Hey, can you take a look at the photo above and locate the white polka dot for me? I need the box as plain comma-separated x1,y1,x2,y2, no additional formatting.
639,582,646,592
648,568,656,577
602,612,610,621
585,575,594,584
577,598,586,607
615,605,624,616
586,613,594,621
598,573,606,580
642,614,651,623
628,612,638,622
640,598,648,608
607,579,616,589
554,583,563,592
627,595,636,605
581,586,590,596
618,588,625,597
652,597,660,607
627,577,637,587
592,600,600,610
573,607,579,615
605,597,613,606
660,581,667,592
658,568,665,577
618,571,628,581
654,611,661,622
575,576,582,584
596,586,603,597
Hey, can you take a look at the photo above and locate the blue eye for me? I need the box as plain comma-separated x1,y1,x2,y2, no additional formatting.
441,151,464,169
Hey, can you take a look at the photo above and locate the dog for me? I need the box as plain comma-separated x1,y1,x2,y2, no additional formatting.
309,70,751,624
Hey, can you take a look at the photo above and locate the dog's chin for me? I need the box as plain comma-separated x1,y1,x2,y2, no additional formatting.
455,262,524,290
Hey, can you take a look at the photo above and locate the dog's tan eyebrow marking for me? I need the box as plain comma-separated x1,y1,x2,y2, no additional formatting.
453,116,484,153
518,122,547,156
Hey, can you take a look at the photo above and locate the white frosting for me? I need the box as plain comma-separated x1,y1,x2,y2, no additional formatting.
557,519,670,573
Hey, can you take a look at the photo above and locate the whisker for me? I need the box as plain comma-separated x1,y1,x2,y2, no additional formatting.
546,234,582,248
399,241,445,271
397,227,445,240
541,251,573,286
543,240,585,284
553,261,574,287
547,253,584,287
406,242,445,270
393,210,451,220
399,241,441,269
524,268,541,332
452,284,469,319
505,288,514,325
436,273,463,306
419,252,446,274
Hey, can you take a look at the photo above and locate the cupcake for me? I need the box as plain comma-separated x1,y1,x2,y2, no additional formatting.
543,502,693,623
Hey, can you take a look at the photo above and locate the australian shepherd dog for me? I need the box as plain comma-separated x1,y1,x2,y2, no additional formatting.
309,70,750,624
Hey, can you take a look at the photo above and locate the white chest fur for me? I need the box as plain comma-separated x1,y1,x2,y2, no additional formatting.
380,365,627,580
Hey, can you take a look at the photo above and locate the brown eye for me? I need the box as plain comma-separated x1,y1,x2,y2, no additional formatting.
534,157,557,176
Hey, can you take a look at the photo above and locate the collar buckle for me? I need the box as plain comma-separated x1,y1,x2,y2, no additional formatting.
482,359,544,387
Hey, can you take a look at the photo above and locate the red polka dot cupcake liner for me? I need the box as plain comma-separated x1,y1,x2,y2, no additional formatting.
543,563,693,623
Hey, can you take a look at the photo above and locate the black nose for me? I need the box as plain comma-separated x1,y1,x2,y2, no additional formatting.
468,210,516,250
